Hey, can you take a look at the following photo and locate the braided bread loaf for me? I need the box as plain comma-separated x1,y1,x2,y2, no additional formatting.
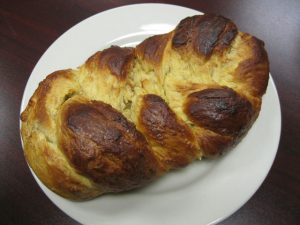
21,14,269,200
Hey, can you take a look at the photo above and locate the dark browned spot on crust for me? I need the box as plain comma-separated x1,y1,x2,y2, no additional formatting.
172,16,195,48
60,100,159,192
99,46,134,80
139,94,198,169
235,35,269,96
136,34,169,65
184,87,254,136
172,14,237,57
213,21,238,53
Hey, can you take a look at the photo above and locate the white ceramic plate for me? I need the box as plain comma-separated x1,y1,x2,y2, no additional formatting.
20,3,281,225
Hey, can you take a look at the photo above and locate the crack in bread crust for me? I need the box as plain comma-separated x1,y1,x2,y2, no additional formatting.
21,14,269,200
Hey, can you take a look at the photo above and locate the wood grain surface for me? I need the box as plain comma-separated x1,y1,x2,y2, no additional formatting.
0,0,299,224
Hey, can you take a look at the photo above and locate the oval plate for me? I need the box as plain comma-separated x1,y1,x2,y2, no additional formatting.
20,3,281,225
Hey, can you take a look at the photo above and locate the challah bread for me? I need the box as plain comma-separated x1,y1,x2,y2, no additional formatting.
21,14,269,200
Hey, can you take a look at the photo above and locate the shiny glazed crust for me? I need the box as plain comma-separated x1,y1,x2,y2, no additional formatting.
21,14,269,200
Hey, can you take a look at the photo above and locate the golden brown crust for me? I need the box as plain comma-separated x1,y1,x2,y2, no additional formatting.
138,94,199,169
200,133,234,157
86,46,134,80
21,14,270,200
21,69,75,127
21,70,103,200
136,34,169,66
234,35,269,97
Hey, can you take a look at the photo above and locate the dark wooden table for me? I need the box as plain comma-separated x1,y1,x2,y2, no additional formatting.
1,0,299,224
